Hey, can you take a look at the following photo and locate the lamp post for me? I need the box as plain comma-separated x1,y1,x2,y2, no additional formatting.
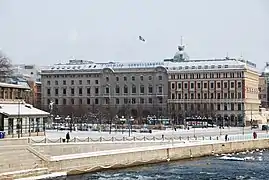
65,115,71,131
128,116,134,137
55,115,61,131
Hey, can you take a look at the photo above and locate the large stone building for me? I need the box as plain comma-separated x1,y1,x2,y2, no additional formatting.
41,59,168,120
41,46,262,125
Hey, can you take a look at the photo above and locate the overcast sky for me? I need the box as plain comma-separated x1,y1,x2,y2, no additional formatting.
0,0,268,69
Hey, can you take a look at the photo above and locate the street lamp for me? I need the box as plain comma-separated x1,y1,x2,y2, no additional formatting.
65,115,71,131
128,116,134,137
55,115,61,131
120,116,125,134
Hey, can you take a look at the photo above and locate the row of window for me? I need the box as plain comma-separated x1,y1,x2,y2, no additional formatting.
49,97,163,106
46,85,163,96
171,81,242,89
171,92,242,99
173,103,243,111
170,72,243,80
46,75,163,86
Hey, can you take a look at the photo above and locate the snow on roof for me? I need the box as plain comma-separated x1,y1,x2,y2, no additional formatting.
0,103,49,117
0,82,30,90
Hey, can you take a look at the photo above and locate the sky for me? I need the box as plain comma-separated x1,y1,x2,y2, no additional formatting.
0,0,268,70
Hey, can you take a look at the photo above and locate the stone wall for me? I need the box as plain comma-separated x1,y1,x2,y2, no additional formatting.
32,141,171,156
46,139,269,174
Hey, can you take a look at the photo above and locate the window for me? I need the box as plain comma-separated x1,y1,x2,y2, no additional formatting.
237,82,242,88
95,87,99,94
217,104,221,110
132,76,135,81
63,88,66,95
190,83,194,89
184,93,187,99
203,82,207,89
47,88,51,96
224,103,228,110
172,93,175,99
47,81,50,85
237,92,241,99
55,99,58,105
71,88,74,95
132,85,136,94
105,98,109,104
172,83,175,89
55,88,58,96
184,83,188,89
178,83,182,89
238,104,242,110
197,82,201,89
231,103,234,110
140,76,143,81
132,98,136,104
87,88,91,95
105,87,109,94
63,80,66,85
116,77,119,81
79,99,82,104
124,98,128,104
191,93,194,99
231,82,235,88
79,88,83,95
140,98,144,104
95,98,99,104
158,86,163,94
124,85,128,94
116,98,120,104
224,82,228,88
210,82,214,89
71,98,74,105
158,76,162,80
79,80,82,85
197,93,201,99
140,85,144,94
95,80,99,84
217,82,221,88
204,93,207,99
87,80,90,84
106,77,109,82
148,98,152,104
224,93,228,99
124,76,127,81
210,93,214,99
115,86,120,94
178,94,181,99
231,93,234,99
217,93,221,99
149,76,152,80
63,99,66,105
87,98,90,104
71,80,74,85
148,86,153,94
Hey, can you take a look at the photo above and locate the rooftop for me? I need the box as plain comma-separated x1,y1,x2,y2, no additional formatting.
0,82,30,90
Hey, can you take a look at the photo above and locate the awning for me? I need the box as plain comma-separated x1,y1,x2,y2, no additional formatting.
0,103,49,117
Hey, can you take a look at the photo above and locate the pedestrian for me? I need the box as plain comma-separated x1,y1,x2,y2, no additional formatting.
253,132,257,139
225,134,228,141
66,132,70,143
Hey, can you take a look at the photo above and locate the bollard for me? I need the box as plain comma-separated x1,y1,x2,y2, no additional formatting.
210,136,212,140
162,134,164,141
60,137,62,143
179,136,181,141
123,137,125,141
100,137,102,142
133,137,136,141
216,136,219,140
87,137,90,142
74,137,77,143
144,136,146,141
45,138,47,143
153,136,156,141
112,137,114,142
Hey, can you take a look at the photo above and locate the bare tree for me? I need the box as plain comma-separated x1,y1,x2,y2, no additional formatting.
0,51,12,82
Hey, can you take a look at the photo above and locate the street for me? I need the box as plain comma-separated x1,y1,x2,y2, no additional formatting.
32,127,265,141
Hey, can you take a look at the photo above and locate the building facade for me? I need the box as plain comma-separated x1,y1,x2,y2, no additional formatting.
0,82,49,137
41,60,168,120
258,74,267,107
41,47,262,125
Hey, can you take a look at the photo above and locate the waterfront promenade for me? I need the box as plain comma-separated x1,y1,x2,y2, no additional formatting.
0,128,267,180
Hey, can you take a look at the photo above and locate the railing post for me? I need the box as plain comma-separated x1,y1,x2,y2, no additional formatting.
100,137,102,142
144,136,146,141
74,137,77,142
210,136,212,140
133,136,136,141
112,137,114,142
45,138,47,143
60,137,62,143
88,137,90,142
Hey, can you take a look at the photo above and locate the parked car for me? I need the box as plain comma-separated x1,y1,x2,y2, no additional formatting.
251,124,259,129
262,125,268,131
140,128,152,133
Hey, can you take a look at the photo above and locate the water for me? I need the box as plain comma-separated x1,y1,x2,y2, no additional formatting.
59,150,269,180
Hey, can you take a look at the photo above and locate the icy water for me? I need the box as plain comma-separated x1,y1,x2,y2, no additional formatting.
59,150,268,180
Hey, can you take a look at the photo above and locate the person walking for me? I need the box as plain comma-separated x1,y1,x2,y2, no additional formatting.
225,134,228,141
253,131,257,139
66,132,70,143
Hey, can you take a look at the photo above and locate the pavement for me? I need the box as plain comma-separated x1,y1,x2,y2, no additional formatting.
32,127,264,141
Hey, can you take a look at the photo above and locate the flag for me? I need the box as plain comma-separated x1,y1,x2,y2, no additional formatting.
138,36,146,42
